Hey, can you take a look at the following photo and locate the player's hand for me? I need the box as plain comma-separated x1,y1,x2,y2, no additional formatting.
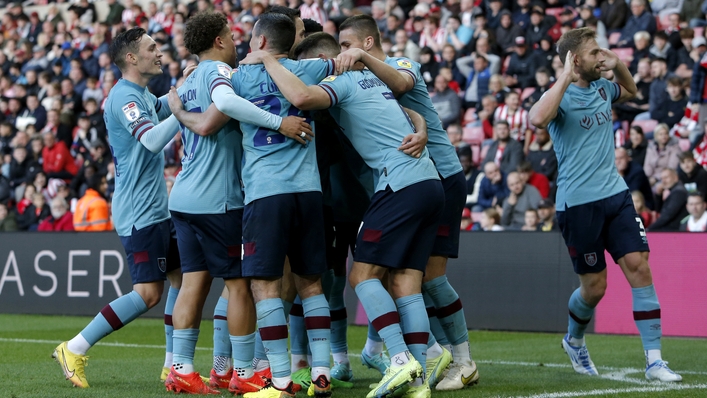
599,48,619,71
239,50,269,65
183,64,197,78
562,50,579,83
278,116,314,145
167,86,184,115
335,48,365,75
398,132,427,158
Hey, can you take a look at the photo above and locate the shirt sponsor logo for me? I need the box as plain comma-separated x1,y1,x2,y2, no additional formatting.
322,75,337,82
217,64,231,77
122,102,140,122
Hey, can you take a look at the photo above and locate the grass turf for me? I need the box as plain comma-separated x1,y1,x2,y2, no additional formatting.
1,314,705,397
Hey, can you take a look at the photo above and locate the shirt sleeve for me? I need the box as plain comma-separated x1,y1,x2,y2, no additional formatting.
113,92,159,141
392,58,418,84
318,74,351,107
608,79,622,103
154,95,172,121
211,84,283,130
300,58,337,81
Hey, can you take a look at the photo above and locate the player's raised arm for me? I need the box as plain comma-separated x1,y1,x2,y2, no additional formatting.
242,50,332,111
600,48,637,103
529,51,578,130
167,87,230,136
336,48,414,96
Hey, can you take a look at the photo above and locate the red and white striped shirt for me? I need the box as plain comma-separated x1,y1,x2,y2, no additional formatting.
299,2,328,25
494,104,529,141
418,27,445,50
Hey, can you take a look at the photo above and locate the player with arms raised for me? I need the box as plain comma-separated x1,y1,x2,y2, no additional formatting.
529,28,681,382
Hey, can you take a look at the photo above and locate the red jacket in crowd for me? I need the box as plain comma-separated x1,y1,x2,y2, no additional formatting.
38,212,75,231
42,141,78,176
527,171,550,199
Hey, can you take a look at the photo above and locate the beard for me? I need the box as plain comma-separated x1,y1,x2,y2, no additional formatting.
580,66,602,82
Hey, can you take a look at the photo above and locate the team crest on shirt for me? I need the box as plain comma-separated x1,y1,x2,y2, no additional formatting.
157,257,167,272
584,252,597,266
122,102,140,122
322,75,337,82
396,60,412,69
598,87,607,101
217,64,231,77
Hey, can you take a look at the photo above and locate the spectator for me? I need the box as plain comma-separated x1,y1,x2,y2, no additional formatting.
419,46,439,91
445,15,472,51
477,207,504,231
501,171,542,229
644,123,681,186
679,192,707,231
460,208,473,231
526,7,552,49
512,0,533,30
617,0,657,48
474,161,510,211
504,37,537,89
531,37,557,77
649,31,672,60
632,190,656,228
73,174,112,231
17,192,51,231
623,125,649,166
8,146,38,191
677,151,707,201
447,123,464,147
105,0,126,25
670,30,698,79
637,58,670,121
518,160,550,199
16,94,46,132
494,91,531,152
457,54,490,109
458,145,483,205
616,58,652,121
521,208,539,231
439,46,466,89
16,184,35,216
488,73,511,105
653,76,688,127
391,29,420,62
483,120,524,174
463,11,497,60
526,127,558,183
419,16,445,53
682,0,705,28
581,15,608,50
616,147,655,210
38,197,74,231
486,0,504,30
431,74,462,128
469,95,498,140
40,109,73,149
649,168,689,231
690,40,707,139
0,202,18,232
496,11,524,56
536,198,558,231
82,77,104,104
523,67,551,110
42,132,78,181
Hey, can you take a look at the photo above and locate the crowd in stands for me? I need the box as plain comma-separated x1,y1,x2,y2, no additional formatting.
0,0,706,233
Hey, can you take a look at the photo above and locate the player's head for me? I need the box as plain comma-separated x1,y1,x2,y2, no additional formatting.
303,18,323,37
251,13,296,56
184,12,236,67
267,6,305,50
110,27,163,77
294,32,341,60
557,27,604,83
339,15,382,52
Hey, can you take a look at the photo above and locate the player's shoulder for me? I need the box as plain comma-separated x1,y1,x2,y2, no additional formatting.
200,60,233,78
385,56,417,69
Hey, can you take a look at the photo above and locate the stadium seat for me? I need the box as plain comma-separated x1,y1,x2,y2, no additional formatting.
612,47,634,67
463,126,485,145
521,87,535,102
631,119,659,134
463,107,477,126
695,27,704,39
471,144,481,165
609,32,622,46
679,138,691,152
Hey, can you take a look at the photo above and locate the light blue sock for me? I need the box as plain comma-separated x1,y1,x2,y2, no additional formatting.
80,290,148,346
303,294,331,368
164,287,178,358
423,290,449,346
282,299,294,321
289,296,308,356
396,294,429,374
256,298,290,378
231,332,256,370
632,285,662,351
329,274,348,355
423,276,468,346
254,330,267,362
355,279,407,357
367,322,382,342
213,297,231,373
172,328,200,371
567,288,594,340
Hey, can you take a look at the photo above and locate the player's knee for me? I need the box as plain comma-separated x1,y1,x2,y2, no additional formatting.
583,281,606,305
140,291,163,309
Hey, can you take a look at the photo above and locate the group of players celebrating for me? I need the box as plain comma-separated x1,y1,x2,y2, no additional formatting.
51,5,682,398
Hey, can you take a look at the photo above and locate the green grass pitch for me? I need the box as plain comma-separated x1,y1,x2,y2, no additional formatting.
1,314,705,397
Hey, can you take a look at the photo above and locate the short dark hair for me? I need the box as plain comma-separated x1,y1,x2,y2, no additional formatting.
630,125,644,135
294,32,340,59
667,75,683,87
536,66,551,76
184,11,229,56
268,5,300,23
86,173,106,193
110,27,147,70
687,191,704,201
253,13,296,54
678,150,695,161
494,119,510,127
303,18,323,35
654,31,669,41
556,27,597,65
339,14,382,49
517,160,533,173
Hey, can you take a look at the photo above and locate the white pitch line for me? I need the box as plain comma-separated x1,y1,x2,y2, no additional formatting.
0,337,211,351
520,383,707,398
476,359,707,376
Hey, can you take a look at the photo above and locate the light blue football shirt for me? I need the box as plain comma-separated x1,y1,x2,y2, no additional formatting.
104,79,172,236
169,60,244,214
318,70,440,192
385,56,462,179
547,78,628,209
231,58,335,204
